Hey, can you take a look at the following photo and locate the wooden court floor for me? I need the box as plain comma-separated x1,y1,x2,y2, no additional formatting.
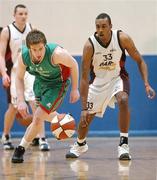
0,137,156,180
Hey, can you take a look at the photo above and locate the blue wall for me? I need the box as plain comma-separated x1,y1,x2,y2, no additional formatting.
0,55,157,137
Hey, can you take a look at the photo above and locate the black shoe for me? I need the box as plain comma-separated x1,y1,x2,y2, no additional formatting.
31,138,39,146
3,142,14,150
12,146,25,163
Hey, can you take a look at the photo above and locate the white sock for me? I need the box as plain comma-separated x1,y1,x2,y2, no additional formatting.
120,132,128,138
77,137,86,143
19,138,30,149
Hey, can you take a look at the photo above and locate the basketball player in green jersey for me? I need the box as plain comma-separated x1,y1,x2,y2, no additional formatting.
12,29,80,163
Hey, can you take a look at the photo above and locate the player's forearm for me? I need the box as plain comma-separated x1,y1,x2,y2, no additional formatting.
16,77,25,103
80,78,89,110
138,60,149,85
70,61,79,90
0,56,7,76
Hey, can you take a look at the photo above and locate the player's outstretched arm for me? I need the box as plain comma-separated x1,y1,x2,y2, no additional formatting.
120,32,156,99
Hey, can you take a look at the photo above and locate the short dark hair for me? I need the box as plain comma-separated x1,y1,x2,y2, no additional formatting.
96,13,111,25
14,4,27,14
26,29,47,48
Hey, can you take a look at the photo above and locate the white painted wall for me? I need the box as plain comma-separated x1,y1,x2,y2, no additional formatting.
0,0,157,55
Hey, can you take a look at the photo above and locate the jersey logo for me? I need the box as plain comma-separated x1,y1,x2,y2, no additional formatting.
39,67,43,71
99,53,116,70
46,103,52,108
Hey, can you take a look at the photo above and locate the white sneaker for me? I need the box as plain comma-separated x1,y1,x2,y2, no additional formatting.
1,134,14,150
66,142,88,158
118,144,131,160
39,138,50,151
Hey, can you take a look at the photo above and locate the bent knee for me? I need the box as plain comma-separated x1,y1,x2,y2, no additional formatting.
32,116,43,126
117,93,129,106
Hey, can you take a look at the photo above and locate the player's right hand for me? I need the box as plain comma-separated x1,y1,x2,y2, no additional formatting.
2,73,10,88
17,101,29,119
69,89,80,103
80,110,89,127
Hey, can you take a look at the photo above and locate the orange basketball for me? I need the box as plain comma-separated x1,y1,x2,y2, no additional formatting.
16,112,33,127
51,114,76,140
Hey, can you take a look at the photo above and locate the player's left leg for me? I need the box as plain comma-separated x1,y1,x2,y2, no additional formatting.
66,113,95,158
28,100,50,151
11,106,57,163
24,72,50,151
2,78,16,150
2,103,16,150
116,91,131,160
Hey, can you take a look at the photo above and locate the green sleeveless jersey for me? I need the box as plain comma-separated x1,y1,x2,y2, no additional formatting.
22,43,70,85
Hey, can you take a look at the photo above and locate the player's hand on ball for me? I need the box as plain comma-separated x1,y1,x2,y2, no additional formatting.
17,101,29,119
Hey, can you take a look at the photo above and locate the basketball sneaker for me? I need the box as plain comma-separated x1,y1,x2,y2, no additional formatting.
31,138,40,146
1,134,14,150
118,144,131,160
39,138,50,151
66,142,88,158
12,146,25,163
